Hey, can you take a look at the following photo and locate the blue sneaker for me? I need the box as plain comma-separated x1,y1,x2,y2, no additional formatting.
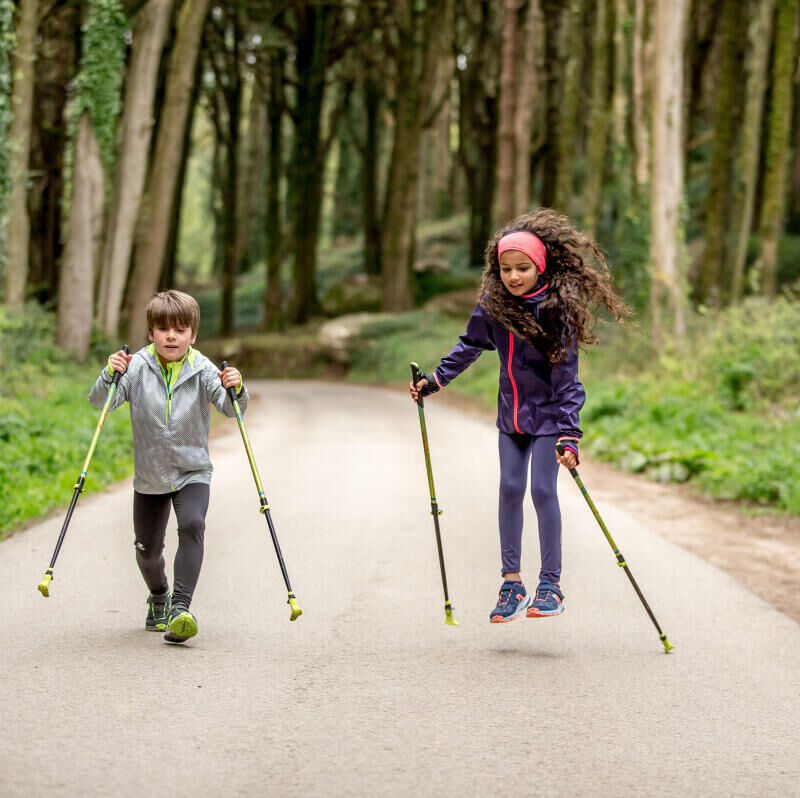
527,581,564,617
489,581,530,623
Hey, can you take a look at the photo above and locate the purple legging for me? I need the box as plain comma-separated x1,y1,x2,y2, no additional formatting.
498,431,561,583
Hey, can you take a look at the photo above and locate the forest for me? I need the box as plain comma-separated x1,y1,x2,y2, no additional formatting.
1,0,799,532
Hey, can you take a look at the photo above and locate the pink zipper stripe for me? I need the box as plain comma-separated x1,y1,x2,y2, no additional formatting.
521,281,549,298
508,332,522,433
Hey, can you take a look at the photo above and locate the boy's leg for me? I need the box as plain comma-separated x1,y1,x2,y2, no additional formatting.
170,482,210,609
133,491,171,594
529,434,562,584
498,431,533,576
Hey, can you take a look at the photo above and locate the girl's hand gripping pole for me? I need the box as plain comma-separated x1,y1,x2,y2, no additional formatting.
556,443,673,652
221,362,301,621
39,345,130,597
410,363,459,626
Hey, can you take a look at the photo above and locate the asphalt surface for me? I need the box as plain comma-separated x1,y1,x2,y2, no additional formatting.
1,381,798,797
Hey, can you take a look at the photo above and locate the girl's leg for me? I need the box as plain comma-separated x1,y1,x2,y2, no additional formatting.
132,491,171,594
498,431,533,576
170,482,210,608
530,434,562,584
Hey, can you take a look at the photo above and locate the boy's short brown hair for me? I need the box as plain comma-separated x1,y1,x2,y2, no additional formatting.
146,290,200,334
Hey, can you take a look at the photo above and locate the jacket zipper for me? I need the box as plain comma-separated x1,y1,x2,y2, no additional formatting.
508,332,522,433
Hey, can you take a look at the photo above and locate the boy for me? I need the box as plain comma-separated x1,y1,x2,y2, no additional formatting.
90,290,247,643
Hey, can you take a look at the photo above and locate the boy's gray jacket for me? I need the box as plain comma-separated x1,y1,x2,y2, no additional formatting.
89,346,248,494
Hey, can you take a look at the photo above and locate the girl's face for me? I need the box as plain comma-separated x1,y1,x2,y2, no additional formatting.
499,250,539,296
149,323,196,363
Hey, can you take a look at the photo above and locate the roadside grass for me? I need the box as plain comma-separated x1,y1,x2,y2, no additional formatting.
0,307,134,538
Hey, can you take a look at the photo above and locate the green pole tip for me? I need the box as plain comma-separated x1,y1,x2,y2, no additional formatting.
38,574,52,597
288,596,302,621
445,607,460,626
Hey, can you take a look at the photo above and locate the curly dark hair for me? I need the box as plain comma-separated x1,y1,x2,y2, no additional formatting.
479,208,629,364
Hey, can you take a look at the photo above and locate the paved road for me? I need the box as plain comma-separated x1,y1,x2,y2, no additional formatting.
1,381,798,797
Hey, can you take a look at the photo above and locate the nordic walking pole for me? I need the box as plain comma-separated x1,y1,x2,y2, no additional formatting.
38,345,130,597
221,362,301,621
410,363,459,626
556,443,673,652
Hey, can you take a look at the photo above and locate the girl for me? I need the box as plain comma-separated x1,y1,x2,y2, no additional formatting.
409,209,627,623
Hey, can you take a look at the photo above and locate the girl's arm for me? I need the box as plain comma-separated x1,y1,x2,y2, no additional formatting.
433,303,496,389
550,347,585,442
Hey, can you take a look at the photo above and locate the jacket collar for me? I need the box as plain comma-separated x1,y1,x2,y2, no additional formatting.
143,344,199,389
519,281,549,305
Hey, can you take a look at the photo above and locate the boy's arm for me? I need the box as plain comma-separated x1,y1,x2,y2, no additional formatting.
433,303,495,389
205,362,248,417
88,353,131,410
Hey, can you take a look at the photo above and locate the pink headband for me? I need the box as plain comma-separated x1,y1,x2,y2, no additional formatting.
497,232,546,274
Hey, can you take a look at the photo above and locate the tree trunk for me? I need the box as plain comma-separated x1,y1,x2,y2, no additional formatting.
236,84,267,272
263,53,284,331
496,0,519,224
552,0,582,214
58,112,104,360
362,74,382,275
98,0,173,337
611,0,631,156
650,0,687,347
632,0,650,192
512,0,540,216
125,0,210,347
456,0,501,266
286,6,332,324
731,0,775,303
4,0,39,307
583,0,613,235
758,0,797,296
381,0,451,312
28,1,79,305
697,0,746,306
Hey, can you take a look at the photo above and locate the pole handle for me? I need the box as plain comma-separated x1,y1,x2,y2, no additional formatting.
220,360,239,405
410,362,424,408
112,345,130,387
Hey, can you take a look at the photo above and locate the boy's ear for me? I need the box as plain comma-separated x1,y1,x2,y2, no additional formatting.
148,330,154,342
190,331,197,345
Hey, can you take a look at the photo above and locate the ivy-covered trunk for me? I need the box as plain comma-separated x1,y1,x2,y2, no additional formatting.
98,0,173,337
263,53,284,332
362,74,382,276
125,0,211,347
758,0,797,296
4,0,39,307
0,0,11,272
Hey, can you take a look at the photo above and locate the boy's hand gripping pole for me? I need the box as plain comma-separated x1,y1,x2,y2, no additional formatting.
556,443,673,653
221,363,301,621
410,363,459,626
39,345,130,597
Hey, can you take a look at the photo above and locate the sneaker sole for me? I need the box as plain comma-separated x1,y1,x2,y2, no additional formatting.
146,623,168,632
164,612,198,643
490,596,531,624
526,605,565,618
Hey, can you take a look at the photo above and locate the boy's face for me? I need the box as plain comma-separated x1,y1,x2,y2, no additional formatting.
149,323,196,363
499,250,539,296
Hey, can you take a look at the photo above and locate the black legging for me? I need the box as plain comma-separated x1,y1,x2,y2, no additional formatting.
133,482,210,608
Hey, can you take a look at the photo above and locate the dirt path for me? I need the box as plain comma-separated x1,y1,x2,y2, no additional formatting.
432,388,800,624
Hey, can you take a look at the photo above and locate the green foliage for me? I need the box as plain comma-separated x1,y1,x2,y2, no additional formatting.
0,306,134,537
70,0,127,171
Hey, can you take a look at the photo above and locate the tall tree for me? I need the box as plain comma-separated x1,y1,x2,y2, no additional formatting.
631,0,651,192
98,0,173,338
731,0,775,303
125,0,211,347
58,0,127,360
650,0,687,347
0,0,14,273
757,0,798,296
455,0,503,266
381,0,452,312
4,0,39,307
583,0,613,236
697,0,747,306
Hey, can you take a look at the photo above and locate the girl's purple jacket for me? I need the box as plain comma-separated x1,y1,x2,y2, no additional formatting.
433,288,585,439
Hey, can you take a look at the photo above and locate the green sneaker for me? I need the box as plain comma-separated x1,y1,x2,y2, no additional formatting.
145,591,171,631
164,604,198,643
